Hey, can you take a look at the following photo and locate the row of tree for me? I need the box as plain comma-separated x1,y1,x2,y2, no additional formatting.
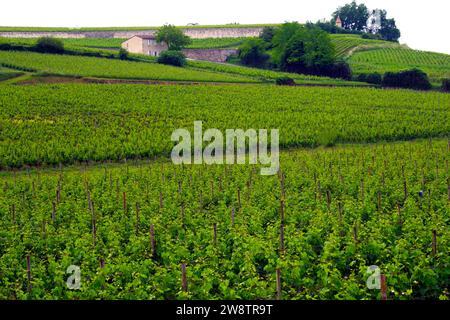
331,1,401,41
239,23,352,80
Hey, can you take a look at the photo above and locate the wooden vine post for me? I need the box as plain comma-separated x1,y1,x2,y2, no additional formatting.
11,204,16,225
231,206,235,226
326,190,331,211
52,202,56,223
149,224,156,258
276,268,282,300
135,202,140,236
123,191,127,214
26,255,32,293
91,202,96,246
432,230,437,256
181,263,188,292
237,188,241,208
377,190,382,212
380,274,387,300
213,223,217,246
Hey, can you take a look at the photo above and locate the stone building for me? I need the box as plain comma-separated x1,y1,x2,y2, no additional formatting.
121,35,168,56
335,16,343,28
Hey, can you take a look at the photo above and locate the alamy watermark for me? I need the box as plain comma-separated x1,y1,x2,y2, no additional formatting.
366,265,381,290
171,121,280,175
66,265,81,290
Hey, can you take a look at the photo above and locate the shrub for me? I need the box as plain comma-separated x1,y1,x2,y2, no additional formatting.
361,33,382,40
328,61,352,80
259,27,277,47
238,38,271,68
442,79,450,92
35,37,64,54
356,73,382,84
275,77,295,86
366,73,382,85
356,74,367,82
157,50,186,67
118,48,129,60
382,69,432,90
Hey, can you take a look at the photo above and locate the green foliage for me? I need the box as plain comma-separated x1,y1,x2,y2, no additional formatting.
442,79,450,92
356,72,382,85
348,47,450,84
0,138,449,299
281,25,336,72
155,24,192,50
275,77,295,86
0,51,255,83
271,22,303,66
35,37,64,54
382,69,432,90
330,34,394,57
332,1,370,32
157,50,186,67
187,59,366,86
259,27,277,47
238,38,270,68
0,84,448,168
118,48,128,60
378,10,401,42
186,38,247,49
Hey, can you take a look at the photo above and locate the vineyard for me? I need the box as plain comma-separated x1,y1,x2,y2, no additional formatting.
329,34,394,57
0,138,448,299
0,21,450,302
187,38,248,49
187,59,369,86
0,84,449,168
348,47,450,84
0,51,256,83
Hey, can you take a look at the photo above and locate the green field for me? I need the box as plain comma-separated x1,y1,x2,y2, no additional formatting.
0,84,448,168
1,27,450,301
329,34,398,57
0,37,123,49
187,38,248,49
348,47,450,84
0,138,448,299
0,51,257,83
187,59,369,86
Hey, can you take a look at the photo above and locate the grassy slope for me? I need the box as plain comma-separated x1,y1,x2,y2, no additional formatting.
348,47,450,84
187,59,369,86
1,37,246,50
0,51,257,83
329,34,398,57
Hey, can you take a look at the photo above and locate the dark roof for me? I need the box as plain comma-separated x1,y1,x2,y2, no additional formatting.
134,35,156,40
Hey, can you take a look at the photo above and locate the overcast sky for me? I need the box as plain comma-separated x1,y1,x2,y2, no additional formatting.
1,0,449,54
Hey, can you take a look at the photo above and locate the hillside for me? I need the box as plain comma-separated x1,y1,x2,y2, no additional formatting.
348,47,450,84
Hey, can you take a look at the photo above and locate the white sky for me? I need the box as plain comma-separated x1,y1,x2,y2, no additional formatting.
1,0,449,54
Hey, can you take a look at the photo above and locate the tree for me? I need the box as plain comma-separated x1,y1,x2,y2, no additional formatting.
238,38,270,68
259,26,277,47
382,69,431,90
157,50,186,67
377,10,401,42
35,37,64,54
118,48,129,60
271,22,303,66
333,1,369,32
155,25,192,50
281,25,335,74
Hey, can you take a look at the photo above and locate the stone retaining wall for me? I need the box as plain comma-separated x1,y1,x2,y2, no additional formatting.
0,27,264,39
182,49,238,63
